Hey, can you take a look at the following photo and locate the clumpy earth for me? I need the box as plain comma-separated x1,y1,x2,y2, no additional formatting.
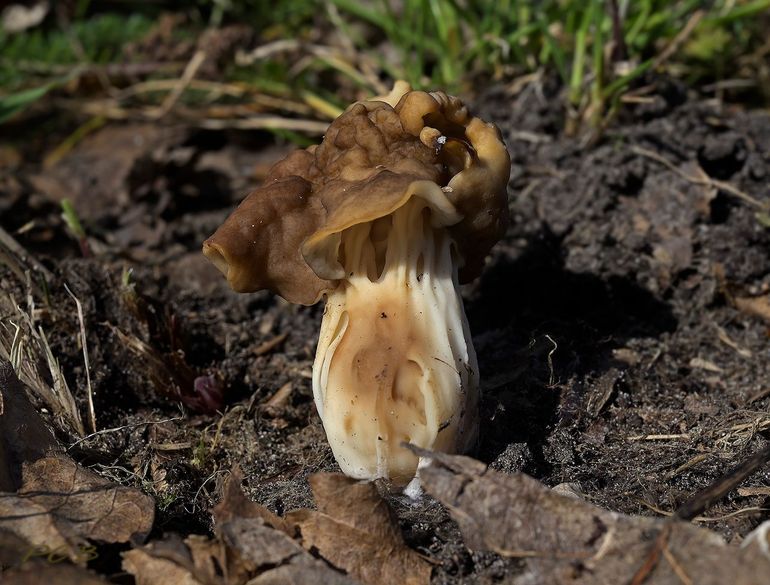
1,76,769,582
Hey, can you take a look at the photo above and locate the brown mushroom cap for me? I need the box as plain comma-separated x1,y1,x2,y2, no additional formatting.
203,84,510,304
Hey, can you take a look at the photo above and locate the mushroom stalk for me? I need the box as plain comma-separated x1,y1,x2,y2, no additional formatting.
312,197,479,482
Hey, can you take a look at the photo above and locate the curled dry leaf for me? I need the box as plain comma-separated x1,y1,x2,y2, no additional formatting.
418,450,770,585
286,473,432,585
0,452,154,566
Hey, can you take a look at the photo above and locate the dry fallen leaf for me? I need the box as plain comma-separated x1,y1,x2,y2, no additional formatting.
0,493,87,564
286,473,432,585
213,468,358,585
218,518,359,585
18,455,155,543
122,534,223,585
123,519,358,585
212,466,291,535
124,468,358,585
0,453,154,568
419,450,770,585
28,124,182,220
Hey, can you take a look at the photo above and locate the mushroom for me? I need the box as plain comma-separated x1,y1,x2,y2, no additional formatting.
203,82,510,482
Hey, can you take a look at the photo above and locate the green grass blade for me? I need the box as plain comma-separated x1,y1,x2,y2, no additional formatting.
569,1,597,106
705,0,770,24
0,84,51,123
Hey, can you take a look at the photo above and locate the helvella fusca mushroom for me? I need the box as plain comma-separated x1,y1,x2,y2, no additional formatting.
203,82,510,483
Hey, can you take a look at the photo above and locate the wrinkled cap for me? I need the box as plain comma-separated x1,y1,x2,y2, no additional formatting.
203,83,511,304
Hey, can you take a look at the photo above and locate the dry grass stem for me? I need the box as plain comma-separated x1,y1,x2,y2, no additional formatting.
253,332,288,356
0,294,85,436
153,49,208,118
661,545,693,585
628,433,691,441
64,283,96,433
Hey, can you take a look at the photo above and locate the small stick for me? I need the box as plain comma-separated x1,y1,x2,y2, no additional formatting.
68,416,182,450
661,545,693,585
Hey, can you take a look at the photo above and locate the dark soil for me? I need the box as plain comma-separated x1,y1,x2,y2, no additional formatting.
2,77,769,583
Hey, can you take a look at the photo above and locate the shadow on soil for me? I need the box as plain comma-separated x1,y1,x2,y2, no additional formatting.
466,227,677,475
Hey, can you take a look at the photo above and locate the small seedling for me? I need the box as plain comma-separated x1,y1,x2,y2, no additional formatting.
60,198,90,257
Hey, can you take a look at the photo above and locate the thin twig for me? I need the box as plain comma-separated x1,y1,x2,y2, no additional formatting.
674,444,770,521
67,416,183,450
0,58,185,77
629,524,671,585
235,39,301,64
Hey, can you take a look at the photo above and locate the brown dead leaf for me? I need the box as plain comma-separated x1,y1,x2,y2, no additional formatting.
286,473,431,585
208,467,358,585
247,561,360,585
0,361,108,568
0,451,154,567
419,450,770,585
122,534,223,585
218,518,342,585
219,518,360,585
123,549,206,585
0,494,87,564
124,505,357,585
0,359,61,491
17,454,154,544
212,466,291,535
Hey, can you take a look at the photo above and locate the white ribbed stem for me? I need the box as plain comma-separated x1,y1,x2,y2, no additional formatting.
312,198,478,482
